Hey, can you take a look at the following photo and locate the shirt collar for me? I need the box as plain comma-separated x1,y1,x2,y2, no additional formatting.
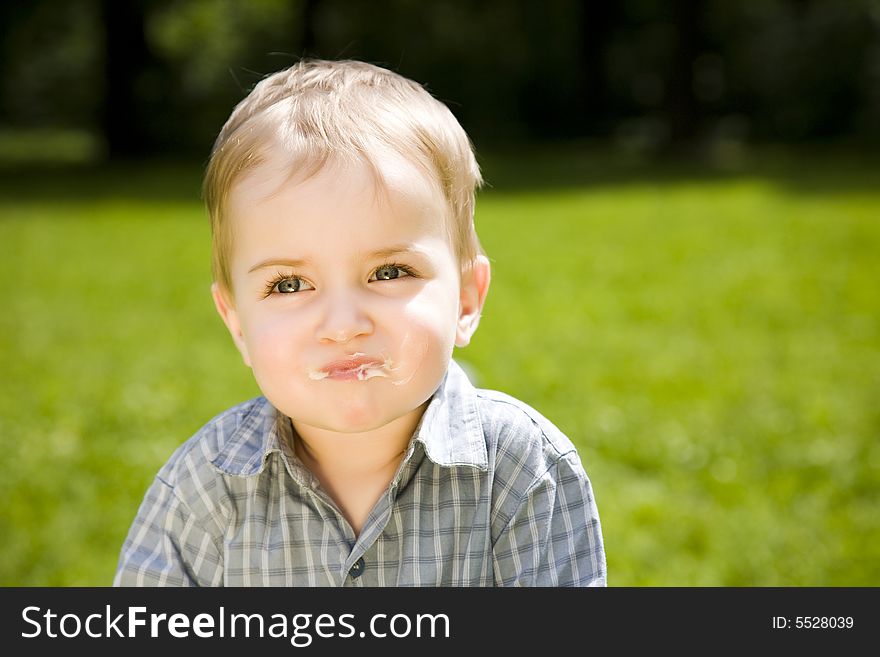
210,395,287,477
411,359,488,471
211,359,487,477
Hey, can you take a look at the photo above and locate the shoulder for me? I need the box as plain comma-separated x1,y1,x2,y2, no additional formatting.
472,386,596,533
154,397,273,510
474,386,579,465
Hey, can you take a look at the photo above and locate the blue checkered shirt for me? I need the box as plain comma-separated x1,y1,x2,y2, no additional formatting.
114,360,606,586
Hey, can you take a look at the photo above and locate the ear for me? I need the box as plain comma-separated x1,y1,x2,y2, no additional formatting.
455,255,491,348
211,282,252,367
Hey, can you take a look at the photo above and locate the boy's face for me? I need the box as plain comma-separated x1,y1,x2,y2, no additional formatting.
213,154,489,436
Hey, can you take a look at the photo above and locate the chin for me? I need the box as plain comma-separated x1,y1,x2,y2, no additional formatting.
310,413,396,436
287,397,394,435
274,378,435,436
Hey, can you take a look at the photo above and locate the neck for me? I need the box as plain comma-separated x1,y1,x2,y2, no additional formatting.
292,402,427,480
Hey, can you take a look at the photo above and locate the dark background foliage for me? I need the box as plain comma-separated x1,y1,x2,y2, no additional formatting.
2,0,878,160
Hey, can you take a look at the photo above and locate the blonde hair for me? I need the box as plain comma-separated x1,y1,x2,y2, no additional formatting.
204,59,484,292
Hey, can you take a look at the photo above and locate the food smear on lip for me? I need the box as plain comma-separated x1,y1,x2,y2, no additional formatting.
307,352,396,381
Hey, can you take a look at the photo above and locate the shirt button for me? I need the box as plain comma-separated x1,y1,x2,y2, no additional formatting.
349,557,366,579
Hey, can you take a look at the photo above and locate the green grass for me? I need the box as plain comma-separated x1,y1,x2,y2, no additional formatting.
1,149,878,585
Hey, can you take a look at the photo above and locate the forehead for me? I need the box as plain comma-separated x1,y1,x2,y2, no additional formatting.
227,147,448,243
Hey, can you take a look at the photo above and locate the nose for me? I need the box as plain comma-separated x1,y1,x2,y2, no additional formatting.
315,288,374,344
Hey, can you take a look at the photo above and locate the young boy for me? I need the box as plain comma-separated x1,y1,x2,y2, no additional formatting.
114,59,605,586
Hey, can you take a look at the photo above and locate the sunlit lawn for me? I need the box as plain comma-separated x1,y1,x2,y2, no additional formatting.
1,148,878,585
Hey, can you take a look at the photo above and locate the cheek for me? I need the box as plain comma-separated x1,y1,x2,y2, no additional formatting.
407,278,459,329
390,285,459,370
241,312,305,370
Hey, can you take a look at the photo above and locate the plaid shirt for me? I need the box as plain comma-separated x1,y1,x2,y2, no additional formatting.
114,360,606,586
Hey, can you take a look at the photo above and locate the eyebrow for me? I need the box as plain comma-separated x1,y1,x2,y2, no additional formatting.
247,244,424,274
368,244,424,260
248,257,311,273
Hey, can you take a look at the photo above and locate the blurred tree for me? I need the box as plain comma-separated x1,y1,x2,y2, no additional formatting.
577,1,618,136
664,0,705,150
147,0,303,153
731,0,877,142
0,0,99,130
301,0,320,55
99,0,156,158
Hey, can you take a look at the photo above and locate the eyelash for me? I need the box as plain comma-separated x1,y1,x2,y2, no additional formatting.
262,270,300,299
262,262,417,298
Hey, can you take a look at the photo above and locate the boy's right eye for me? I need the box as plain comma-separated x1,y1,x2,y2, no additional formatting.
266,275,314,296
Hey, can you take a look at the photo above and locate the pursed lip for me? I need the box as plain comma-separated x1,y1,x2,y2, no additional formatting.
313,353,391,380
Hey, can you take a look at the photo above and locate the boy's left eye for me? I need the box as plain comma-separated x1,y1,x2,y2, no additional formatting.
371,264,411,281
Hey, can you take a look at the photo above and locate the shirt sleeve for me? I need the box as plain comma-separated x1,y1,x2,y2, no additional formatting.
491,451,606,586
113,475,224,587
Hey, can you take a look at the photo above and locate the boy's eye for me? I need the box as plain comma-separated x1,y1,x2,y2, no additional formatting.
277,279,301,293
371,264,411,281
271,276,313,294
